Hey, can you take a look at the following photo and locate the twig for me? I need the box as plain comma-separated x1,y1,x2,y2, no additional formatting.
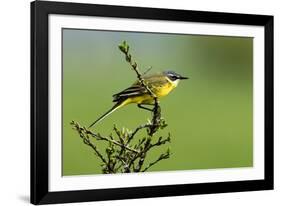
118,41,157,99
148,133,171,150
70,121,113,173
128,133,171,171
141,150,170,172
143,66,152,75
127,123,150,145
84,125,140,153
115,156,130,173
83,135,108,166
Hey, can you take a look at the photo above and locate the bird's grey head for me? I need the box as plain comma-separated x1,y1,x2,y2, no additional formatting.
164,70,189,82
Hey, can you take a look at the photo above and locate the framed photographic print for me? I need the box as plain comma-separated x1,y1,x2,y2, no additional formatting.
31,0,274,204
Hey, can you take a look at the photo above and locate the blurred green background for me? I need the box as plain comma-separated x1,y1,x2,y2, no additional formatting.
62,29,253,176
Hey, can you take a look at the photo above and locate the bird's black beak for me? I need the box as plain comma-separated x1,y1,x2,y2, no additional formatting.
179,76,189,80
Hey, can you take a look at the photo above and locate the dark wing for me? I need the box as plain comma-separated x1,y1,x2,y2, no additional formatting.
112,82,147,102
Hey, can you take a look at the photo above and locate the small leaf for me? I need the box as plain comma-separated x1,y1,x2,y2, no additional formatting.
125,45,130,53
118,45,126,53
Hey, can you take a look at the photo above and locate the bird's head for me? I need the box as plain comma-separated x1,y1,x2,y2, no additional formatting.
163,70,189,86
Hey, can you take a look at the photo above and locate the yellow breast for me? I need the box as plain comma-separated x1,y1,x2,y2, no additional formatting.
154,82,175,97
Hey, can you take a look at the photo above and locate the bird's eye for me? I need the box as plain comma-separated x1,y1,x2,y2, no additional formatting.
171,76,177,81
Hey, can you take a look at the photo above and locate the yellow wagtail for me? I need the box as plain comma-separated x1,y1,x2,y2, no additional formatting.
89,70,189,128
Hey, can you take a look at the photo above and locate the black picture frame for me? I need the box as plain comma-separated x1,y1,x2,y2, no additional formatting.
31,0,274,204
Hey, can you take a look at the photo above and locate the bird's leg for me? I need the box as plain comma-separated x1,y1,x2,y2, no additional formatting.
137,104,154,112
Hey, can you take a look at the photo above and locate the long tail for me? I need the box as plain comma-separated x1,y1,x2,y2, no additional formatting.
88,100,126,128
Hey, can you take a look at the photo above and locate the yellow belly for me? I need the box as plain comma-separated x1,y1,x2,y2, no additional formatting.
124,83,175,105
127,94,154,104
